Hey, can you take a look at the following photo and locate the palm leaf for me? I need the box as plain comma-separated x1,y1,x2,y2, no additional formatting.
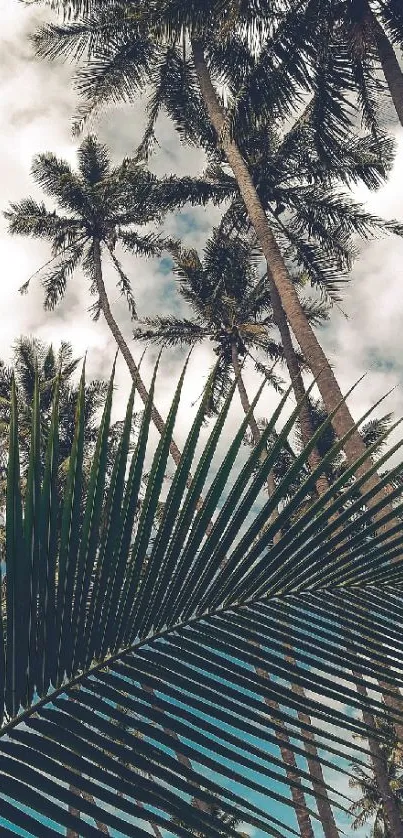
1,364,403,835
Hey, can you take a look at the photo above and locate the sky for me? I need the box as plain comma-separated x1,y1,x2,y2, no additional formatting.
1,1,403,836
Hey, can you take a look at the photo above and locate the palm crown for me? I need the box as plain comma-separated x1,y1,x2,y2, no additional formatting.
133,231,323,412
4,135,170,319
204,113,399,302
298,0,403,129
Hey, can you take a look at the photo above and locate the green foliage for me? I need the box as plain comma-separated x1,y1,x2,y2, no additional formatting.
349,715,403,838
1,363,403,835
0,337,108,476
4,135,222,321
133,230,308,412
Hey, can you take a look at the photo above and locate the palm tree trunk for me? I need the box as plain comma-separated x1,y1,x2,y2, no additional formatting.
67,787,109,836
283,649,340,838
256,663,316,838
230,341,276,502
365,5,403,127
92,239,211,525
381,679,403,744
191,40,397,534
230,343,340,837
92,239,183,466
268,276,330,498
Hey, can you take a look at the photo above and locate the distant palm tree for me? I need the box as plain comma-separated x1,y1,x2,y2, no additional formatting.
350,716,403,838
133,231,292,414
171,798,245,835
0,336,109,479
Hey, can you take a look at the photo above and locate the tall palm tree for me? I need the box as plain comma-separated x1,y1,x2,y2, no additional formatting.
2,361,403,835
133,232,291,413
30,3,403,530
3,135,222,478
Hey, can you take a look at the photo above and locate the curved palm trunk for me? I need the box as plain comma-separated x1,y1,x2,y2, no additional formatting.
92,239,182,466
366,6,403,127
276,299,403,832
191,40,397,535
92,239,211,526
231,343,340,837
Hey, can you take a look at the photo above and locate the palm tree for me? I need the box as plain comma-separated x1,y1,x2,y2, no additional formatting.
350,716,403,837
30,3,403,530
133,228,334,491
3,135,222,479
132,230,352,838
300,0,403,129
171,798,246,836
1,361,403,835
0,336,118,556
0,336,109,475
133,231,290,413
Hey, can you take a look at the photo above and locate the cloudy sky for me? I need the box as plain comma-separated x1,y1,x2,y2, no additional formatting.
1,2,403,835
2,0,403,446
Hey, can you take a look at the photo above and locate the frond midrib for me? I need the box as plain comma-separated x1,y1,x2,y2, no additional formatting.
0,592,239,738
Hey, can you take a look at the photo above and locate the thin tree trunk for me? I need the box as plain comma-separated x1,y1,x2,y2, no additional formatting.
191,40,398,534
283,649,340,838
231,343,328,837
277,292,401,831
92,238,210,522
93,239,183,465
230,341,277,502
256,663,316,838
366,6,403,127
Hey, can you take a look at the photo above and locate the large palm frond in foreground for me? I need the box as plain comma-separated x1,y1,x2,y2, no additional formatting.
1,360,403,836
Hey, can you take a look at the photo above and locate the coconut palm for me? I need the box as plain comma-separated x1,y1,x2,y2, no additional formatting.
349,716,403,837
133,232,292,414
1,360,403,835
3,134,223,478
199,109,397,493
299,0,403,129
133,233,339,836
30,2,403,530
0,337,119,558
171,800,245,836
0,337,109,477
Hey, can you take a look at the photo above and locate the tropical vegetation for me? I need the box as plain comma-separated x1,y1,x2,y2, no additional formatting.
1,0,403,835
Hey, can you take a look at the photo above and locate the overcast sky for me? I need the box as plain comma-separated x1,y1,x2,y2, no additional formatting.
1,2,403,835
2,0,403,445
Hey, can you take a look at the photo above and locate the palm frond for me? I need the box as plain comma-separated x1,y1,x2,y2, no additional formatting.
133,317,208,348
1,363,403,834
